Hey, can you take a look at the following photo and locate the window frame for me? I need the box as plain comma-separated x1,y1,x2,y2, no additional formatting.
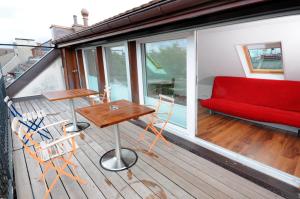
243,42,284,74
136,31,197,136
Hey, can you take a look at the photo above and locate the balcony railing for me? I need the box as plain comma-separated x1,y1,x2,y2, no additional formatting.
0,72,13,198
0,41,54,86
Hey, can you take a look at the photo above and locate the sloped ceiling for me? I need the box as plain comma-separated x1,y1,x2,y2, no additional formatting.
197,15,300,99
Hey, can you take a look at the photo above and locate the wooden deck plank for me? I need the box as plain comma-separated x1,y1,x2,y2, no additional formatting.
11,97,284,199
50,99,194,199
28,99,93,199
38,98,141,199
23,100,80,199
15,100,70,199
55,99,213,198
119,124,248,199
33,100,112,198
46,99,157,199
60,98,284,199
122,122,280,199
23,146,52,199
13,149,34,199
56,99,214,198
65,98,285,199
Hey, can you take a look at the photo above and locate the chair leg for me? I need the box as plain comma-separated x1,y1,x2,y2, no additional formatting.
158,133,170,146
139,124,150,142
148,135,160,153
60,157,78,168
44,175,60,199
58,158,87,184
39,162,52,181
150,126,170,146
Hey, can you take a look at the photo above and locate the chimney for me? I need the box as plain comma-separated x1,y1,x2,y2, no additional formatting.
73,15,78,25
81,8,89,27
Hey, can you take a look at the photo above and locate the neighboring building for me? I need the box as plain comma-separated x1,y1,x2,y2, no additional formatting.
2,38,39,76
50,9,89,40
0,48,14,67
5,9,91,97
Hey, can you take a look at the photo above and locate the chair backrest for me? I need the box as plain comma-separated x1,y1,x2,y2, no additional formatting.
4,96,22,117
11,117,24,140
11,117,46,163
155,94,175,121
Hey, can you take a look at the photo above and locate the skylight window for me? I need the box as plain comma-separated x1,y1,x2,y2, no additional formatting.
243,42,284,74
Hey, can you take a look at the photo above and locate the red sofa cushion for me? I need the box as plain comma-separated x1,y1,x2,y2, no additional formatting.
201,99,300,128
211,76,300,112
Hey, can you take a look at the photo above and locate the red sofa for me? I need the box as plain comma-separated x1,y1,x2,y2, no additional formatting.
201,76,300,133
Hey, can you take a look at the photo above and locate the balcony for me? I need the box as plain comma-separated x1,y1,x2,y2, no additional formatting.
1,88,284,199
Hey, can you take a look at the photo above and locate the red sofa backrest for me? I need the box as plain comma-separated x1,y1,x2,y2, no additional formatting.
212,76,300,112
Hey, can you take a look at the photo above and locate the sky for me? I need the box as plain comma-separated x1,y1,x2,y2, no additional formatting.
0,0,150,44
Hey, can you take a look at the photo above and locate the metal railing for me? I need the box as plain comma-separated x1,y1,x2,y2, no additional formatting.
0,42,53,86
0,71,13,199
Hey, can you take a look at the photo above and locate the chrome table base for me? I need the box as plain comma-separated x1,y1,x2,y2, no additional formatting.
66,98,90,132
100,124,138,171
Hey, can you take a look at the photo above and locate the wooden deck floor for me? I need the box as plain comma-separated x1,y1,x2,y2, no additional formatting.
11,97,283,199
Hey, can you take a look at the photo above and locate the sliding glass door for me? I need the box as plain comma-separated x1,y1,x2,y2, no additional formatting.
83,48,99,91
104,45,131,101
142,39,188,128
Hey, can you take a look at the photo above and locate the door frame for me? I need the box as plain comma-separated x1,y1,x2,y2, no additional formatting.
135,31,197,137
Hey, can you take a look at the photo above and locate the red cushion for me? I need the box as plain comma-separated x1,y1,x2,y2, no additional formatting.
212,76,300,112
201,99,300,128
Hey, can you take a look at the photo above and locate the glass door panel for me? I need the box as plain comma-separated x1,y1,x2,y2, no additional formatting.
143,39,187,128
83,48,99,91
104,45,131,101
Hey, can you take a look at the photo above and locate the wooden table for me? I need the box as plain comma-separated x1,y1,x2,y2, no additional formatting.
43,89,98,132
76,100,155,171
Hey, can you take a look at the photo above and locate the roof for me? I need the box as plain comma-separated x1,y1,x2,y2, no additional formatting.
53,0,299,47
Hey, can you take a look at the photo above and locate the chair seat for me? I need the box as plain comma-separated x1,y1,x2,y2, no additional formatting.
201,98,300,128
23,110,47,121
38,137,79,161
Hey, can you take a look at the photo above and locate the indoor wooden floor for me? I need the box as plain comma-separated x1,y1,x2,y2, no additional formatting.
11,97,283,199
197,103,300,178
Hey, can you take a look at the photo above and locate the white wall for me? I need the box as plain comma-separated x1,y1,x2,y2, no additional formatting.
197,15,300,99
14,57,65,98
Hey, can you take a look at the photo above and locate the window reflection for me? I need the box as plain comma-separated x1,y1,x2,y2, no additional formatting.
83,49,98,91
143,39,187,128
105,46,130,101
144,39,187,105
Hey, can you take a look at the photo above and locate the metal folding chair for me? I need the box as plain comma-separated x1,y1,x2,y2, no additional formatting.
139,94,175,152
11,117,86,199
4,96,53,143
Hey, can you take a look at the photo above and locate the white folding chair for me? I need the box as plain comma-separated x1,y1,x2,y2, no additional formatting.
11,117,86,199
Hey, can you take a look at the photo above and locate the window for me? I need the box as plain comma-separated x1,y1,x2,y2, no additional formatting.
83,48,99,91
104,45,131,101
142,39,187,128
243,42,284,74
